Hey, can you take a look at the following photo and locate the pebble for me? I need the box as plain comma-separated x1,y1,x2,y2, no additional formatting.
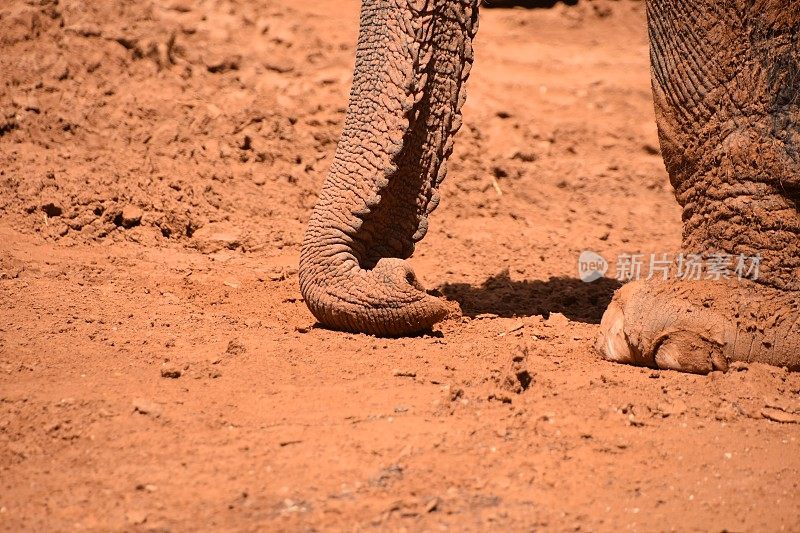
544,312,570,328
511,150,537,162
264,57,295,73
204,54,241,73
424,497,439,513
132,399,162,417
160,364,181,379
761,407,800,424
119,205,143,228
226,339,246,356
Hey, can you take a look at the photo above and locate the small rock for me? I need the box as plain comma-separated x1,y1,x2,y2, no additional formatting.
160,364,181,379
544,312,570,328
226,339,246,356
264,57,295,73
132,399,162,417
488,392,513,404
501,344,533,394
69,23,102,37
118,205,143,228
442,385,464,403
527,328,548,340
761,407,800,424
205,54,241,73
511,151,537,162
392,369,416,378
424,497,439,513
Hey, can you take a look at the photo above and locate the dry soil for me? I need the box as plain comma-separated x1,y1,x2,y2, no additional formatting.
2,0,800,530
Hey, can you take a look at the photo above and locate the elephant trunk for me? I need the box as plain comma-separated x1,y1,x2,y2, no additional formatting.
299,0,479,335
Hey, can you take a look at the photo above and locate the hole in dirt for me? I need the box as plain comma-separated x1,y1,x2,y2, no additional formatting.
440,271,621,324
482,0,579,9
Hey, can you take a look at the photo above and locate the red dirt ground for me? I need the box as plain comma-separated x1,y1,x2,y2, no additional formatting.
2,0,799,530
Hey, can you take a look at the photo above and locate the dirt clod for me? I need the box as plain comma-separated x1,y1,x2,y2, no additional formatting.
225,339,246,356
118,205,143,228
132,399,162,418
761,407,800,424
160,365,182,379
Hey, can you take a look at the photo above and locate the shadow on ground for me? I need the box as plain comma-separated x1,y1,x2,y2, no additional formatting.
482,0,579,9
439,270,621,324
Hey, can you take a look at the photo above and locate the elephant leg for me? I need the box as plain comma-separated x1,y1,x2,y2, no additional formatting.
298,0,479,336
597,0,800,373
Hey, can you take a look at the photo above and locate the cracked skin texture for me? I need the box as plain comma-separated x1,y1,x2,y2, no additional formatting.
598,1,800,373
300,0,800,372
299,0,478,335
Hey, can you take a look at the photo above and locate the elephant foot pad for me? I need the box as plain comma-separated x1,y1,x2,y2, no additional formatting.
596,279,800,374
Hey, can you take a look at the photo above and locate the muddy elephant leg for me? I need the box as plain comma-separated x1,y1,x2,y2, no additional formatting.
597,1,800,373
298,0,479,336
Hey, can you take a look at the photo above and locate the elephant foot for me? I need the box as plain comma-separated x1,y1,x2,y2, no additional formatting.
596,279,800,374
